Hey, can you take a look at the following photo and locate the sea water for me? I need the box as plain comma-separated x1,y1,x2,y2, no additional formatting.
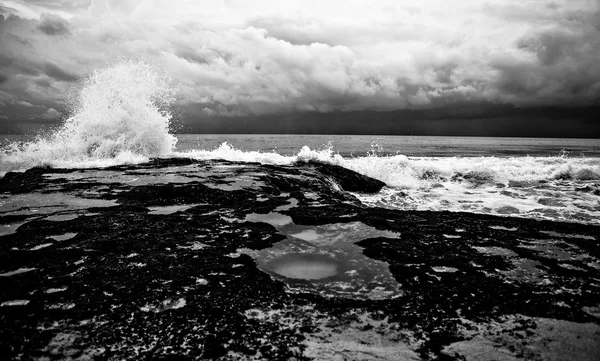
1,61,599,225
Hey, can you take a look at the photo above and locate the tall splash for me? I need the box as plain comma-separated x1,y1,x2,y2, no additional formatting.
1,61,177,171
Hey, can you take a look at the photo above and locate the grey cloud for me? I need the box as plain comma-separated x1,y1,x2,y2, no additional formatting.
249,17,337,46
0,53,40,78
43,62,78,82
37,13,70,36
592,11,600,31
0,6,16,17
517,27,585,66
434,63,458,84
483,1,565,22
496,10,600,105
175,49,210,65
494,63,542,97
25,0,91,12
34,77,53,88
2,0,600,123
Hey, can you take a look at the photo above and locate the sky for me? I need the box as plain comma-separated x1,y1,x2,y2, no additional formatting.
0,0,599,136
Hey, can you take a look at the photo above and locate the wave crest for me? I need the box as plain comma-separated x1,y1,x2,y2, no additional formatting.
1,60,176,172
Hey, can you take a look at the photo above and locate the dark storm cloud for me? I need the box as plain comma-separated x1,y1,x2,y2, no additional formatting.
494,10,600,106
34,77,53,88
43,62,77,82
37,13,69,36
0,53,40,78
1,0,599,127
0,14,76,122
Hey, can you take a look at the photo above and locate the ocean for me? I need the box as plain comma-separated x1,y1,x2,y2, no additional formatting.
173,134,600,158
3,133,600,225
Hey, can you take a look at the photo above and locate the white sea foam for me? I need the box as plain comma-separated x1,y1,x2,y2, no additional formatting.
1,60,176,172
181,142,291,165
175,143,600,224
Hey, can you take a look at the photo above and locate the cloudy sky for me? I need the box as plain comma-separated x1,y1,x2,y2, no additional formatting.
0,0,599,134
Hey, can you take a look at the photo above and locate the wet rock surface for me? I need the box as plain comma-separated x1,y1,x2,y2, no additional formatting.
1,158,599,360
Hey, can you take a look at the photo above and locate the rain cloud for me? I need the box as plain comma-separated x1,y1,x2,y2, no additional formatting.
0,0,598,124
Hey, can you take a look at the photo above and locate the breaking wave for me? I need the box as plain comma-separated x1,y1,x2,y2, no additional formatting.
178,142,600,187
178,142,600,224
1,60,176,172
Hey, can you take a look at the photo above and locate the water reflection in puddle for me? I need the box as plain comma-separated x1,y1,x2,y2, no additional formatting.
268,254,338,280
291,229,319,241
243,213,402,300
0,193,117,217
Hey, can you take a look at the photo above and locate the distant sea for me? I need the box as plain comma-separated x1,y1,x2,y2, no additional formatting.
171,134,600,157
3,134,600,158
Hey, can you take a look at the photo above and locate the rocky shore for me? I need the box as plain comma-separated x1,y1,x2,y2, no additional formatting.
1,158,599,360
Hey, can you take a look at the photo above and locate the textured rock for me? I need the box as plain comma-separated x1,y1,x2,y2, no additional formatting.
0,159,598,360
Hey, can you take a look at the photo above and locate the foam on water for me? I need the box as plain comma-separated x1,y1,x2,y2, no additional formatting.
1,60,176,172
179,143,600,224
176,142,600,186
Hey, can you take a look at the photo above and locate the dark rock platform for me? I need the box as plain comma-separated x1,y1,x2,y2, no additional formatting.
1,158,599,360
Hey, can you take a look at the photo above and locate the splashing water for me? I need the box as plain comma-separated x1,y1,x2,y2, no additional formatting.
1,61,177,171
174,141,600,224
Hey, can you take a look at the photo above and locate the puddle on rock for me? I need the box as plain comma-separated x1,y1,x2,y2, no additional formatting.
45,287,68,294
45,214,79,222
206,176,265,191
148,204,201,215
245,212,293,226
275,198,299,212
489,225,518,231
242,217,402,300
0,193,117,217
1,300,30,307
540,230,595,240
48,233,77,241
0,268,36,277
44,168,206,185
290,229,319,241
30,243,53,251
432,266,459,273
0,222,26,236
472,246,518,257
